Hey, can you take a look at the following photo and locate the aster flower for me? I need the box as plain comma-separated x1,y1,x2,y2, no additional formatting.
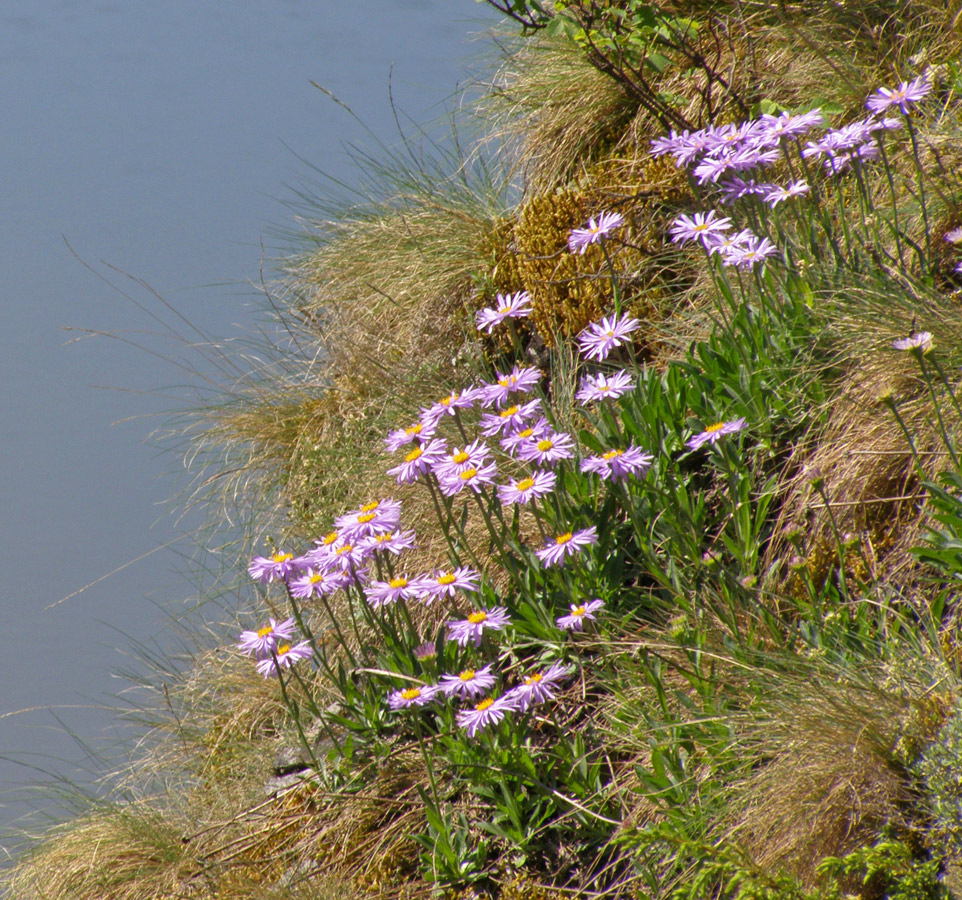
335,498,402,542
568,211,625,254
504,663,571,713
238,617,296,658
432,439,492,481
577,313,642,362
500,418,551,455
687,417,747,451
447,607,511,647
357,528,418,557
575,369,635,403
456,694,515,737
479,399,544,437
557,598,605,632
724,234,778,269
439,664,497,700
478,365,542,408
892,331,933,353
944,227,962,244
387,684,439,710
387,438,448,484
536,526,599,568
420,387,481,428
692,153,736,185
515,431,576,466
669,211,732,246
248,551,299,584
289,568,351,600
719,177,769,203
255,640,314,678
475,290,533,334
438,460,499,497
703,228,755,260
365,574,421,609
764,180,810,207
497,470,557,506
866,73,931,115
320,539,370,573
384,420,436,453
755,108,825,143
580,446,654,482
414,566,481,604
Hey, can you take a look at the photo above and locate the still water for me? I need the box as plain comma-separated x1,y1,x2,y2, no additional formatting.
0,0,497,840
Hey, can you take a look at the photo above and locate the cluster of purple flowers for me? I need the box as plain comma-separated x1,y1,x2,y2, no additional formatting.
387,659,573,737
237,617,314,678
669,211,778,269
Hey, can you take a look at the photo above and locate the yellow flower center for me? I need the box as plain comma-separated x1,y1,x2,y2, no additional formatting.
257,625,274,638
498,377,510,387
467,611,488,624
309,573,325,584
705,422,725,433
572,605,586,617
555,532,573,545
524,673,543,685
336,544,354,556
389,576,408,589
459,467,478,481
497,303,511,314
401,687,422,701
405,423,423,437
277,644,291,655
475,697,494,711
360,501,380,512
440,392,456,406
321,531,339,546
404,447,423,463
452,450,471,463
516,477,535,491
602,449,622,460
500,405,519,419
271,552,293,563
517,427,534,438
459,669,476,682
357,512,376,524
693,222,709,232
437,573,456,585
536,439,554,452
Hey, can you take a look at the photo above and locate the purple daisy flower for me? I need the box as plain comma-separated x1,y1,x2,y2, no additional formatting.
414,566,481,604
580,445,654,482
456,694,515,737
365,574,421,609
575,369,635,403
755,109,824,144
447,607,511,647
384,420,436,453
238,617,297,658
500,418,551,456
556,598,605,632
387,684,439,710
479,399,544,437
387,438,448,484
439,664,497,700
255,640,314,678
866,74,931,115
703,228,754,260
892,331,933,353
248,551,299,584
475,291,533,334
437,459,499,497
479,365,542,408
669,211,732,246
764,180,810,207
432,439,492,481
515,430,576,466
420,387,481,429
356,528,418,557
568,211,625,254
504,663,571,713
687,417,747,451
288,568,350,600
944,227,962,244
536,526,598,568
319,539,370,573
577,313,642,362
719,177,768,203
497,469,557,506
724,234,778,269
335,499,402,541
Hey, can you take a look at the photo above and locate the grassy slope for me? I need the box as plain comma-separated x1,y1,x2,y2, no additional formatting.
7,3,962,899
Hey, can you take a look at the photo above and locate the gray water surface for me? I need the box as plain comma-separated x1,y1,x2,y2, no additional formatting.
0,0,498,842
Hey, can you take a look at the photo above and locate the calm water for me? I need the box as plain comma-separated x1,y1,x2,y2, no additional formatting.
0,0,496,841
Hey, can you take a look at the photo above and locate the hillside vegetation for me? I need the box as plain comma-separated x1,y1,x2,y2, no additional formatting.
8,2,962,898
